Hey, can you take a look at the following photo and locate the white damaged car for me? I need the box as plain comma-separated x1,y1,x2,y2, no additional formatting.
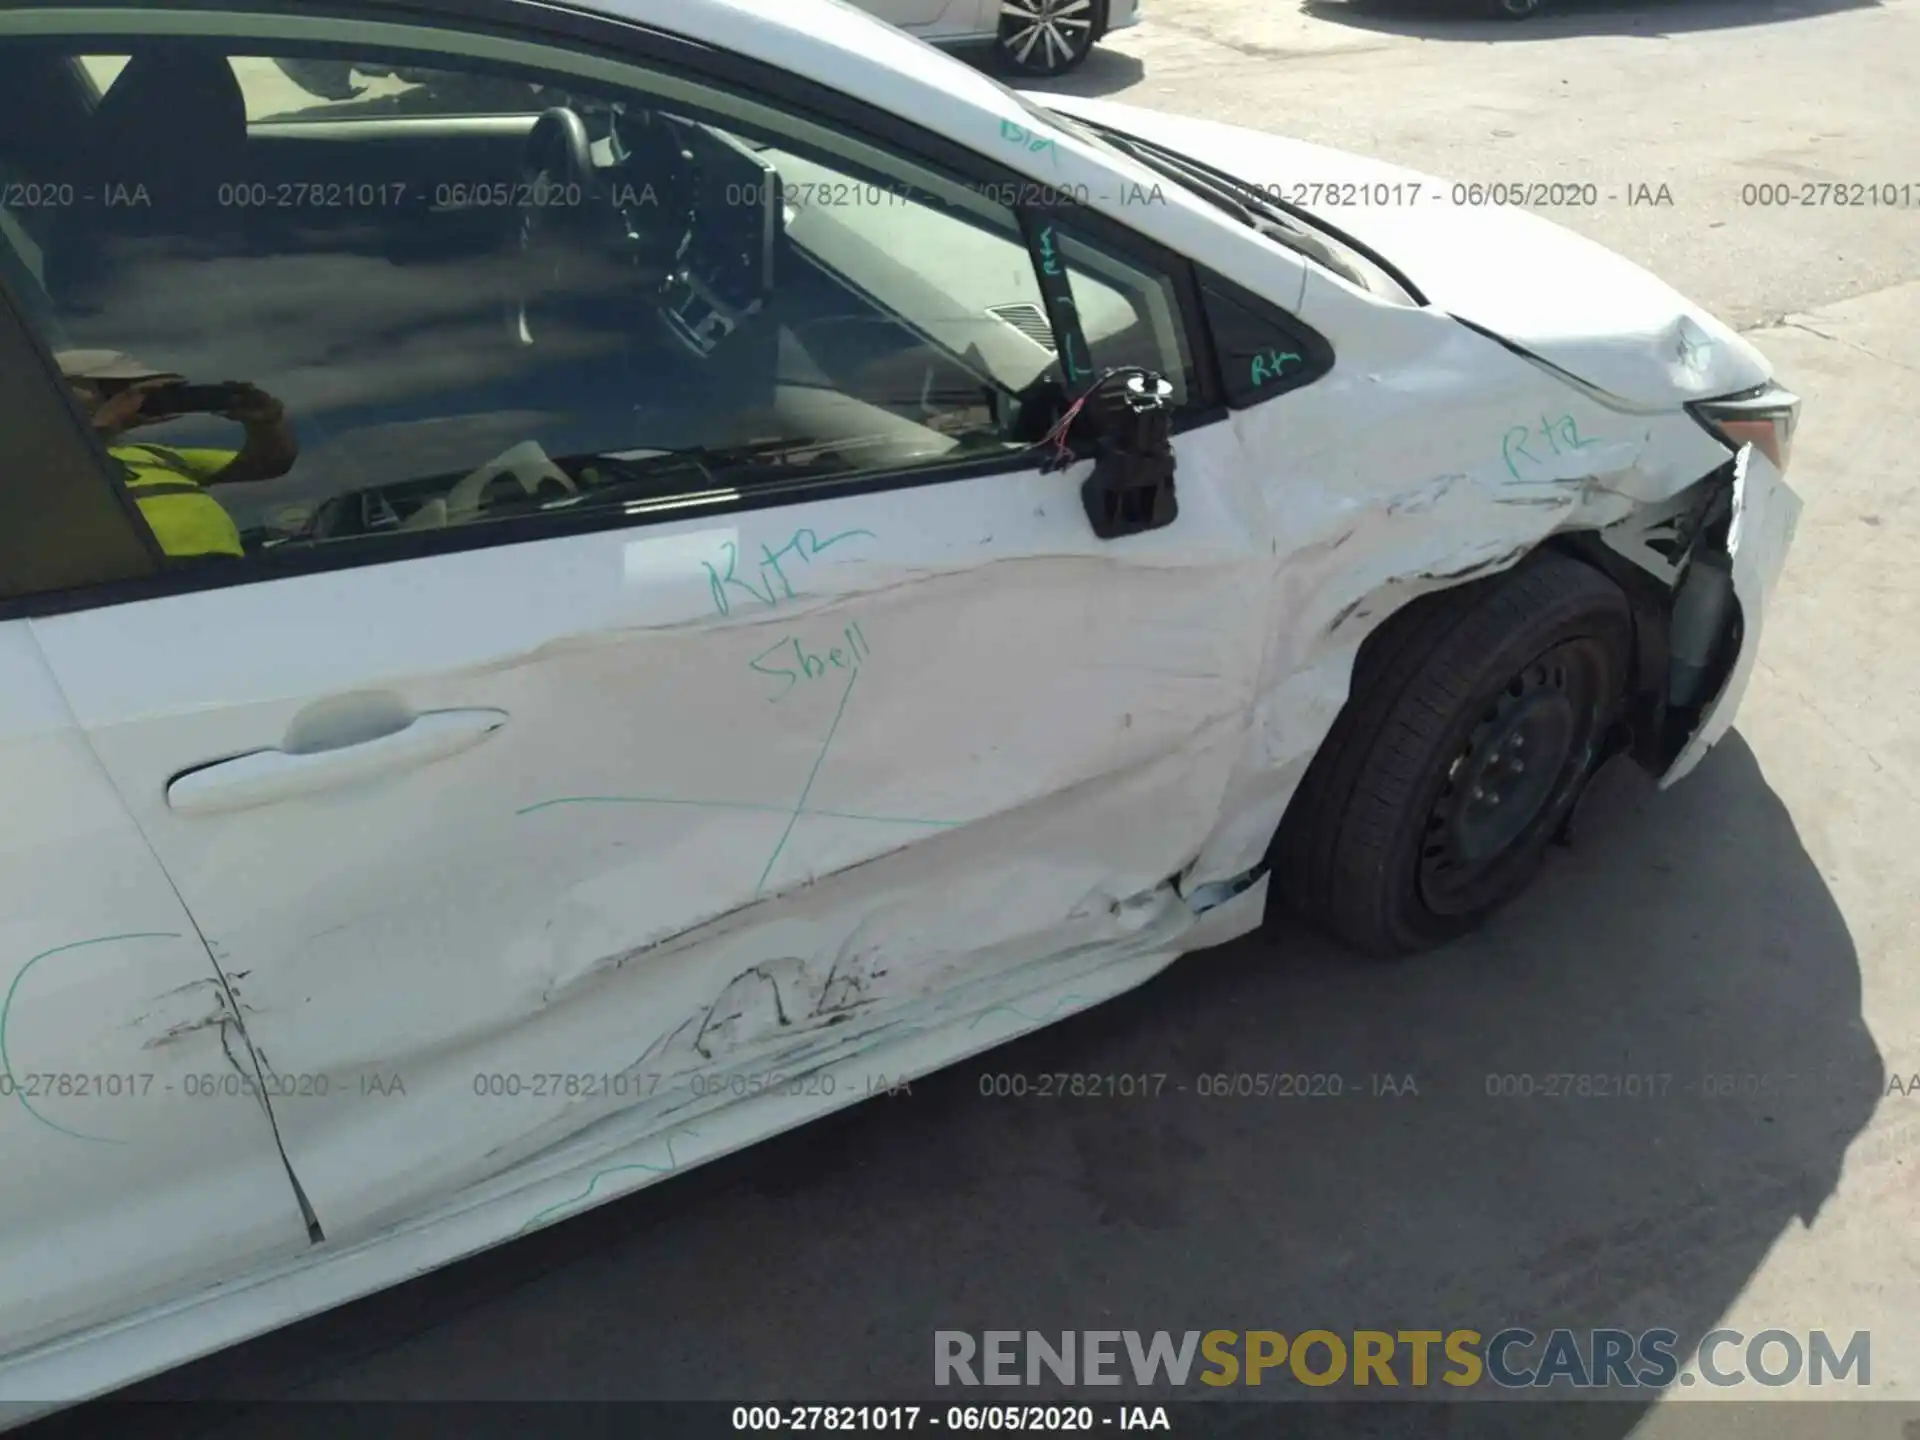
0,0,1795,1415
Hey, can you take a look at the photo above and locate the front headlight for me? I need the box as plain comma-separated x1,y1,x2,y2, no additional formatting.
1688,384,1800,476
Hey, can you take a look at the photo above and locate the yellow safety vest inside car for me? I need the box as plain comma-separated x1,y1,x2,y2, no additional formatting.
111,443,245,558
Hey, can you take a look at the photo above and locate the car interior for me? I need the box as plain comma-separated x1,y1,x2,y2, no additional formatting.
0,38,1181,555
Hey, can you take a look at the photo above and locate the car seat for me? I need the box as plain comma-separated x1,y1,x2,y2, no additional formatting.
48,45,253,304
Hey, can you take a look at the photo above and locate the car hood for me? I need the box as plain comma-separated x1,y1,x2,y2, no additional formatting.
1040,96,1771,408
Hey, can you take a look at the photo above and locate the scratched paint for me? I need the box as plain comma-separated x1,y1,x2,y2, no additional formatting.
1,933,181,1143
517,620,958,883
502,949,1171,1237
518,795,956,828
522,631,901,907
757,665,864,894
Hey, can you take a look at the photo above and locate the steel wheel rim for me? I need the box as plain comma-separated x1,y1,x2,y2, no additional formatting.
1000,0,1094,69
1418,639,1606,913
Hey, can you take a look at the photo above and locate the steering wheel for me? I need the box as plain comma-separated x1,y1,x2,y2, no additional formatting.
508,107,600,348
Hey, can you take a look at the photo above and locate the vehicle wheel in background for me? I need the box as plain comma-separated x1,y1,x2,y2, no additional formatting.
995,0,1102,75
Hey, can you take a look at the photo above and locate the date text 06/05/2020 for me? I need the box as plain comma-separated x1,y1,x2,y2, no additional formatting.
468,1070,913,1101
975,1071,1418,1098
729,1405,1171,1431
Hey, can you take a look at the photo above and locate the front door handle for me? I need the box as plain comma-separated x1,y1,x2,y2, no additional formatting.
166,709,508,816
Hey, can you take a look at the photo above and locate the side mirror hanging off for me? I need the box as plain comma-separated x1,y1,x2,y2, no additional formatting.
1081,372,1178,540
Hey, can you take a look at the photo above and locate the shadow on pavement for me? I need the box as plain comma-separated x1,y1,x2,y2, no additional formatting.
24,733,1879,1434
1304,0,1881,39
1005,45,1147,98
947,41,1145,97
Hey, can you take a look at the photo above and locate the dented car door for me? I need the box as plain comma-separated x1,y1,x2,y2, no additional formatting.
6,9,1277,1242
0,625,313,1365
29,418,1274,1240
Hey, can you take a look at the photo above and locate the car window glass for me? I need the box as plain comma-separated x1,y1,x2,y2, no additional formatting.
0,160,73,347
0,178,49,291
77,53,126,98
3,24,1101,569
4,20,1200,583
1052,223,1192,405
238,59,552,120
81,53,547,120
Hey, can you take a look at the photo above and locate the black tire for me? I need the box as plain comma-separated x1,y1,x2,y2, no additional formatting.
1488,0,1543,16
995,0,1103,76
1273,551,1632,957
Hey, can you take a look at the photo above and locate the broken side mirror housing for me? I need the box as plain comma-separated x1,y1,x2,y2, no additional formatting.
1081,372,1178,540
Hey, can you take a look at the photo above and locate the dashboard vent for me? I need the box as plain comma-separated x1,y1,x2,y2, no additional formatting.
987,302,1056,351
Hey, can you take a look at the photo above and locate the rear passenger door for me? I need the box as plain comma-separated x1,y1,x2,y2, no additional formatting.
0,301,311,1377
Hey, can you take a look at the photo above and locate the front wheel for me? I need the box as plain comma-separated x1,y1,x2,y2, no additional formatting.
1272,551,1631,957
995,0,1102,76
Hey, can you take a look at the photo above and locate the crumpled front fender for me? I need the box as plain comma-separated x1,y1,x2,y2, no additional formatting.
1661,445,1802,786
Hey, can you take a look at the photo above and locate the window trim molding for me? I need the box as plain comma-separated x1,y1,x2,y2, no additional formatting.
1194,266,1337,409
1024,194,1223,416
0,0,1232,616
0,444,1066,620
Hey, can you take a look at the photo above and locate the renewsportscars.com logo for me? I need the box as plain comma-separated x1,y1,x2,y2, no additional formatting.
934,1329,1871,1390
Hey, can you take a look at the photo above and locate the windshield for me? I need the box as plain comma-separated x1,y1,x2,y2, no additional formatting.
1018,102,1422,306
